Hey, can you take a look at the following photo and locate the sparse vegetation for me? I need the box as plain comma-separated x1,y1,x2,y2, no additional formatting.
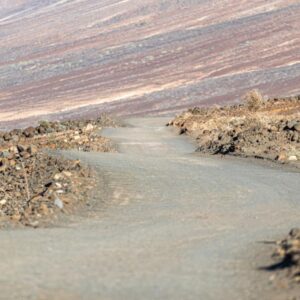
243,89,264,112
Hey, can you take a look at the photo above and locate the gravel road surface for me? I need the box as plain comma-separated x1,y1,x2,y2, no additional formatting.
0,117,299,299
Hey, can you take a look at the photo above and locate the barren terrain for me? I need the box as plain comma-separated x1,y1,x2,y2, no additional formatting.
170,93,300,167
0,115,117,227
0,118,299,299
0,0,300,128
1,0,300,297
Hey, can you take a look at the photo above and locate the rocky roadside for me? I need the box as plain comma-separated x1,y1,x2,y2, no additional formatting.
265,228,300,291
0,114,117,227
168,92,300,168
169,91,300,288
0,114,118,152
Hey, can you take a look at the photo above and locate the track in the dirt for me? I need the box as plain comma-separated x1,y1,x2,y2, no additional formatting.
0,117,299,300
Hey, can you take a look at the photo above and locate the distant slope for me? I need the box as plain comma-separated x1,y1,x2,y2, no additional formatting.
0,0,299,127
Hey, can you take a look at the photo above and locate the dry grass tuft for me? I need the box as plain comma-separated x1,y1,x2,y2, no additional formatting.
243,89,264,111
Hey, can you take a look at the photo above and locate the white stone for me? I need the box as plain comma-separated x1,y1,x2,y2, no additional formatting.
62,171,72,177
85,123,94,131
54,197,64,209
288,155,298,161
55,182,62,189
0,199,7,205
54,173,63,181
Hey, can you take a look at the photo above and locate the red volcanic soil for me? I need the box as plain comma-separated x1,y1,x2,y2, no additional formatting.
0,0,299,128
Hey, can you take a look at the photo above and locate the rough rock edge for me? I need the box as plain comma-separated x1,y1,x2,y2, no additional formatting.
266,228,300,288
168,94,300,168
0,114,117,227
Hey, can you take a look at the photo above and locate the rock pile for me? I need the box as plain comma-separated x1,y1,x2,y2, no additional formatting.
0,145,93,227
0,114,117,152
169,94,300,165
0,114,117,226
272,228,300,282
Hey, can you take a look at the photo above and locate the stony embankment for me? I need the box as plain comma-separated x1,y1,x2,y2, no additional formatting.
0,114,117,152
0,115,117,227
169,92,300,167
268,228,300,286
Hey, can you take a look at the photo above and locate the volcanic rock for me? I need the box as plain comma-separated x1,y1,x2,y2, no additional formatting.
0,113,117,226
170,93,300,167
23,127,35,138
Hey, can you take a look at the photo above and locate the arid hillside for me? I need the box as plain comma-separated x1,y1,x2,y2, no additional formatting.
0,0,299,128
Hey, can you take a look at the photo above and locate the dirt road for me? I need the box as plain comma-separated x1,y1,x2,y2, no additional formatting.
0,117,299,299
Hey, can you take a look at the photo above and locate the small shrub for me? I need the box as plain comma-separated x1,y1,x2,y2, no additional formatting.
39,120,50,128
243,90,264,111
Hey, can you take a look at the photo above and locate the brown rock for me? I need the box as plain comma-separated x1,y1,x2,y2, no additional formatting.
276,153,287,162
27,145,38,155
9,160,16,167
37,126,46,134
3,133,11,141
17,144,26,153
11,135,20,142
11,214,21,222
291,131,299,142
294,123,300,132
39,203,49,215
62,171,72,177
23,127,35,138
20,152,31,159
0,165,7,172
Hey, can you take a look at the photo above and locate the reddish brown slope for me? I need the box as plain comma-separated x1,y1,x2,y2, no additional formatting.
0,0,299,128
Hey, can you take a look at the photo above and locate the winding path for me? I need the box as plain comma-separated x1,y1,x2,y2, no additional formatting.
0,117,299,299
